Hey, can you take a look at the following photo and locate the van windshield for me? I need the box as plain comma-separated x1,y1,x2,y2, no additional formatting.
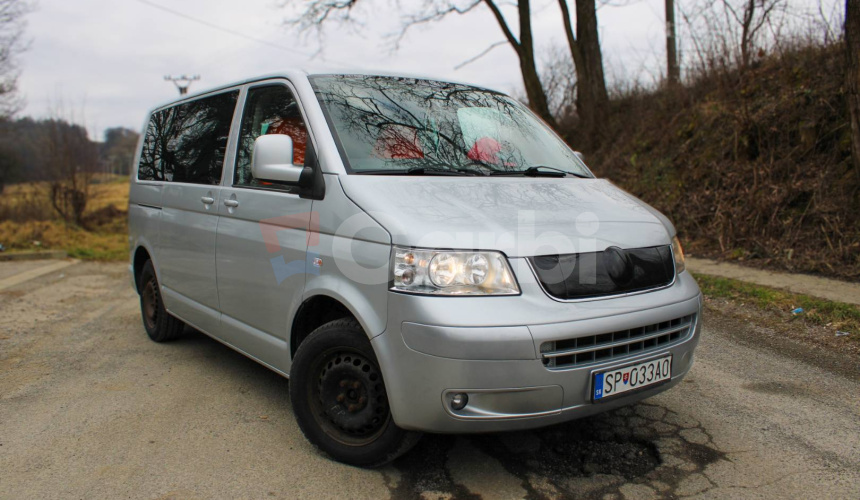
310,75,591,177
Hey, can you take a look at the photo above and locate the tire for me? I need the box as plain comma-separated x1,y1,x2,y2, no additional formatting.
290,319,422,467
137,260,185,342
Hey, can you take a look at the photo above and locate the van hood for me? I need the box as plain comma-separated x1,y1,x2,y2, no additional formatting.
338,176,675,257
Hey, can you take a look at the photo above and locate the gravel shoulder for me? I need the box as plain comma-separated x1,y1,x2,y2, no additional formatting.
1,261,858,499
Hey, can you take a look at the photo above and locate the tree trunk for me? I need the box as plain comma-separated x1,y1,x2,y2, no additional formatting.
846,0,860,177
665,0,680,85
573,0,609,147
482,0,557,128
740,0,756,69
515,0,558,129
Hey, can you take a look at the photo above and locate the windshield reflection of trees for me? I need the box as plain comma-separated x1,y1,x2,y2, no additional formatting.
315,76,542,173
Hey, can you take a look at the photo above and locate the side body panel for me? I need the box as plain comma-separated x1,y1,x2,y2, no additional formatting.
128,114,163,289
302,174,392,340
214,185,312,369
159,182,223,333
213,79,315,372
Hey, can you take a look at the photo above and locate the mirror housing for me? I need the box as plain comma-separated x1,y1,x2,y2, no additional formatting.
252,135,304,184
574,151,585,162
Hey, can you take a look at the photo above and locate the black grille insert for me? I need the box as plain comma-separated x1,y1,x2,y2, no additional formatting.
530,245,675,300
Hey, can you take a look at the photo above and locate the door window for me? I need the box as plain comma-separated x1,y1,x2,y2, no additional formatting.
137,90,239,184
234,85,309,188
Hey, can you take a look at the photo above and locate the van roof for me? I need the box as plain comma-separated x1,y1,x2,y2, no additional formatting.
150,69,503,113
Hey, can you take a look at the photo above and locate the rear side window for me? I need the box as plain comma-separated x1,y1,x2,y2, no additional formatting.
138,90,239,184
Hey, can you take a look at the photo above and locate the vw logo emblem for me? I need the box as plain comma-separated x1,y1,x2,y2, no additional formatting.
603,246,633,285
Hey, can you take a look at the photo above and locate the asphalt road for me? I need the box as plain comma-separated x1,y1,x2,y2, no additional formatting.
1,261,858,499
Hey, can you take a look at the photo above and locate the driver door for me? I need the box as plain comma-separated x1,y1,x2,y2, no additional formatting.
214,82,315,369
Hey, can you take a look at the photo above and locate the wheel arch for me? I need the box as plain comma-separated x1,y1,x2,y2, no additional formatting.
289,285,391,358
290,294,359,357
132,243,158,292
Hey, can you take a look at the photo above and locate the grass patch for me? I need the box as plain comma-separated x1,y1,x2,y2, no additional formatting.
0,220,128,261
0,176,129,261
694,273,860,338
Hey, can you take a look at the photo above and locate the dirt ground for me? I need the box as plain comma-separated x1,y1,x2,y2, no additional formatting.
1,261,858,499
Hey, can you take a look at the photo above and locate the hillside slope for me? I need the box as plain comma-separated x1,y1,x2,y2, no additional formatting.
575,44,859,280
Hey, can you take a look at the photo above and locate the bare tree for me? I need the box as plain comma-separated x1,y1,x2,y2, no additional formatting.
42,117,97,225
101,127,140,176
0,0,31,118
847,0,860,177
539,45,577,120
680,0,786,74
729,0,784,68
557,0,609,144
285,0,558,129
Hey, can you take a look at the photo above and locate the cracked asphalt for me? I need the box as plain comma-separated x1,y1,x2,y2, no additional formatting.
1,261,858,499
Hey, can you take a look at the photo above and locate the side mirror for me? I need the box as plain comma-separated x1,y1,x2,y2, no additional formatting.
574,151,585,162
252,135,304,184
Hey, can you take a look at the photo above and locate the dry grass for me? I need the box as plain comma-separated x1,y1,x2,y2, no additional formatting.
0,175,129,261
695,273,860,340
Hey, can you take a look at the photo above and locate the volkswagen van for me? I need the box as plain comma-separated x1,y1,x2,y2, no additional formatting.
128,71,701,466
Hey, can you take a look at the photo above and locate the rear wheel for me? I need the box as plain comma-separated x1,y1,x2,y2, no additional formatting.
138,260,184,342
290,319,421,467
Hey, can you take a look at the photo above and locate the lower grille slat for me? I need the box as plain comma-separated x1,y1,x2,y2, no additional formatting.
541,314,696,369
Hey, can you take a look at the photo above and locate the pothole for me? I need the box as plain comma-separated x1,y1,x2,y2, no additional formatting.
473,415,661,482
388,403,727,499
388,435,479,500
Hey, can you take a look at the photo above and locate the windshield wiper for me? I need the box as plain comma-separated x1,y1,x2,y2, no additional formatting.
357,166,482,176
406,166,486,176
489,165,590,178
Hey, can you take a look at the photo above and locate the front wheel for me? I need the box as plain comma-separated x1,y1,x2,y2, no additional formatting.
289,319,421,467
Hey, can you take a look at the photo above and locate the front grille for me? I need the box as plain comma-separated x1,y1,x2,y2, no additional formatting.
529,245,675,301
540,314,696,369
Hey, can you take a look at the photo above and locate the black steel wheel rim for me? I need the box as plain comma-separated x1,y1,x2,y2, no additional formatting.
307,347,390,446
142,278,158,330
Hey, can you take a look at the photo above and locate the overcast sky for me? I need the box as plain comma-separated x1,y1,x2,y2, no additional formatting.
16,0,839,140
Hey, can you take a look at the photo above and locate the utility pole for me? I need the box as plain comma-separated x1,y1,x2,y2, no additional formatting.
164,75,201,96
665,0,680,85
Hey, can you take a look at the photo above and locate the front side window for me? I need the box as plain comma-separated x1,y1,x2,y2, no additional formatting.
234,84,309,188
310,75,590,177
137,90,239,184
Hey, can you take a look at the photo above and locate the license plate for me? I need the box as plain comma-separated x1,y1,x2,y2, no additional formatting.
593,355,672,401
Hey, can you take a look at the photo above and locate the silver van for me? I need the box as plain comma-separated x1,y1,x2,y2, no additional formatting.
128,71,701,466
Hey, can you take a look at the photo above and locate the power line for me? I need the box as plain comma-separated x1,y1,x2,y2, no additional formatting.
133,0,315,58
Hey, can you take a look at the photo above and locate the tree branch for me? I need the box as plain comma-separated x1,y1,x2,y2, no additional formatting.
453,40,507,70
483,0,521,51
392,0,484,49
283,0,360,32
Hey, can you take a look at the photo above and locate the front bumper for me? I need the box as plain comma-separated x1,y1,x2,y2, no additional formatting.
372,266,702,434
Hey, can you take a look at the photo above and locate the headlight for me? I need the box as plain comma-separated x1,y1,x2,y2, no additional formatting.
391,247,519,295
672,236,686,274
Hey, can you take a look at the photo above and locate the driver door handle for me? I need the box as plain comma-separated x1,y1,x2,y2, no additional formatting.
224,199,239,208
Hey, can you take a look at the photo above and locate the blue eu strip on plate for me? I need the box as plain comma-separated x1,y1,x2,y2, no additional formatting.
593,372,605,400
